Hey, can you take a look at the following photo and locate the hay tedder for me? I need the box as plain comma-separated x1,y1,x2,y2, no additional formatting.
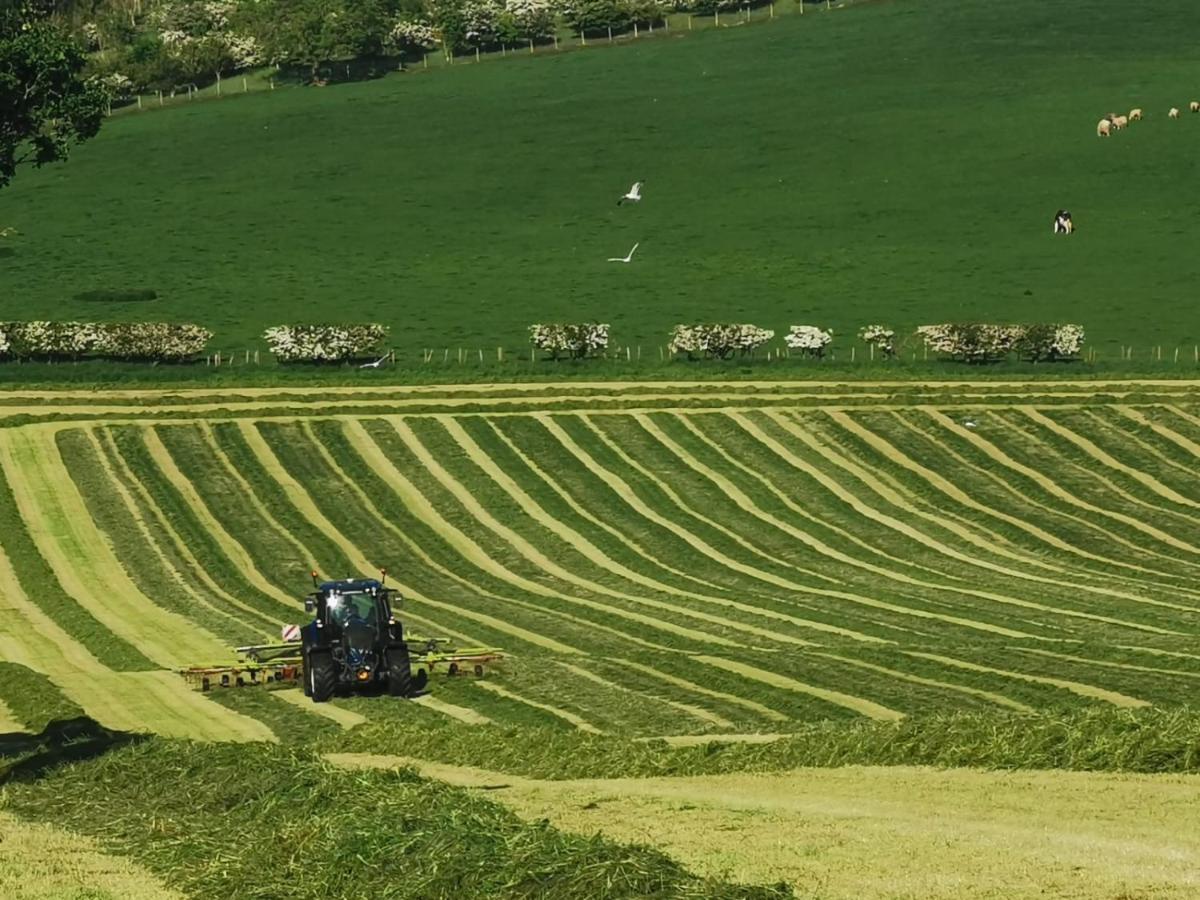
180,570,504,702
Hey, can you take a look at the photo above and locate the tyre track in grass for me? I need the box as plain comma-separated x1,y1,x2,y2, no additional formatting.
442,417,862,647
625,413,1057,638
555,661,735,730
919,408,1200,566
80,428,277,640
664,413,957,582
271,688,368,729
904,652,1151,708
466,416,761,602
811,653,1036,713
542,415,926,643
473,681,603,733
239,421,581,655
889,411,1198,585
0,544,273,740
0,427,231,668
826,410,1200,614
694,656,906,721
997,413,1200,544
314,422,681,655
1021,408,1200,510
301,419,641,654
141,428,302,608
739,412,1170,636
645,413,1122,632
412,693,495,725
612,658,790,723
376,416,801,650
95,428,289,629
1079,409,1200,486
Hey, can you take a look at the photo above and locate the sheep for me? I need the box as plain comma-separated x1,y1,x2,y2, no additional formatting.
1169,107,1180,119
1191,101,1200,113
1129,108,1143,121
1111,114,1129,130
1097,118,1112,137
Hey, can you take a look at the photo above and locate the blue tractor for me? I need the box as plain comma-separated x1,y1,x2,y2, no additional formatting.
300,570,421,703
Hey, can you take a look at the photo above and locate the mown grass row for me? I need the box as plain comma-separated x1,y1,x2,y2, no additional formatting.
329,706,1200,779
0,663,85,735
1,740,789,899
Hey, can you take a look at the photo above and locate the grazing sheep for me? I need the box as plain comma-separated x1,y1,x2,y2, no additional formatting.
1169,107,1180,119
1097,118,1111,137
1191,101,1200,113
1111,115,1128,129
1129,108,1143,121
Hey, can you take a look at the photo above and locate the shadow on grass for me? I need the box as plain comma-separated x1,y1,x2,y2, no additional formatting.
0,717,145,785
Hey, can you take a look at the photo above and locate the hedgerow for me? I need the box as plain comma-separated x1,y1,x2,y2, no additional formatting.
0,321,211,362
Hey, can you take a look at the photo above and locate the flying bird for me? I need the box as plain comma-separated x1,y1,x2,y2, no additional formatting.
0,227,17,238
607,242,639,263
962,416,978,429
617,182,643,205
359,356,388,369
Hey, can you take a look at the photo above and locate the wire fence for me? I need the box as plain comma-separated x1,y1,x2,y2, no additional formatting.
109,0,857,117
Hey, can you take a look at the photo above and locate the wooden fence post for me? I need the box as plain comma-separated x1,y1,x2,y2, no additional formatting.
242,77,248,92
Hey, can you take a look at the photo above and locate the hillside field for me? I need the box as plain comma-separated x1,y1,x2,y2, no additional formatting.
2,379,1200,895
3,0,1200,363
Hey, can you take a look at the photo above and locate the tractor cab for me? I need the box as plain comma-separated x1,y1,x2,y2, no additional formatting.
305,578,397,638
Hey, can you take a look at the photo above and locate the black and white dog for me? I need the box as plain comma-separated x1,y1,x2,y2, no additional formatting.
1053,209,1074,235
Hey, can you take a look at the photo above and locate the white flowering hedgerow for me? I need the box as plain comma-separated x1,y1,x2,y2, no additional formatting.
784,325,833,358
858,324,896,358
529,323,610,359
669,324,774,359
389,18,439,50
0,321,210,361
263,324,390,363
916,323,1084,363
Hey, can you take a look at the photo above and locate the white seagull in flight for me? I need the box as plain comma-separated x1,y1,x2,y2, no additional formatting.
607,242,640,263
359,356,388,369
617,182,643,205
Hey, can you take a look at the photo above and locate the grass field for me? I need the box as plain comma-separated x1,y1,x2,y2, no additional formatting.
2,379,1200,742
3,0,1200,363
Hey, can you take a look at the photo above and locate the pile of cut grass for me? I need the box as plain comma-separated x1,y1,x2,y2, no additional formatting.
329,706,1200,779
0,664,85,736
1,739,790,899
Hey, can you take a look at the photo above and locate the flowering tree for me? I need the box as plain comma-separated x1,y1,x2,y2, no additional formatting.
529,323,610,360
1017,324,1085,362
669,324,773,359
784,325,832,358
0,321,211,361
916,323,1026,364
858,324,895,359
502,0,557,41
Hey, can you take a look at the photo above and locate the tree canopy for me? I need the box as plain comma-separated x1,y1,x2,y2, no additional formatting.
0,0,107,190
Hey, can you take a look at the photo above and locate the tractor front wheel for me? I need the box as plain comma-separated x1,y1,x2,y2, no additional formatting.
387,646,413,697
309,652,336,703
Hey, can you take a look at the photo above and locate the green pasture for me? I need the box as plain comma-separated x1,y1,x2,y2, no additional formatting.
2,0,1200,367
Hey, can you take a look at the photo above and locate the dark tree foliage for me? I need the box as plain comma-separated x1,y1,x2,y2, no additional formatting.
0,0,107,189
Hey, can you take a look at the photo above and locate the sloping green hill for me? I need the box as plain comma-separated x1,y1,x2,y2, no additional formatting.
1,0,1199,357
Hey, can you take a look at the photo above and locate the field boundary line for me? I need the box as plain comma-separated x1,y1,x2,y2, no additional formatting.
695,656,905,721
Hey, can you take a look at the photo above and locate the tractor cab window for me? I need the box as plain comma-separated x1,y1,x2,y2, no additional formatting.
326,592,377,629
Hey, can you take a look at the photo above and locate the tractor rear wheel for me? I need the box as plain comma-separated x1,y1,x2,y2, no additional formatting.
387,646,413,697
309,652,336,703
